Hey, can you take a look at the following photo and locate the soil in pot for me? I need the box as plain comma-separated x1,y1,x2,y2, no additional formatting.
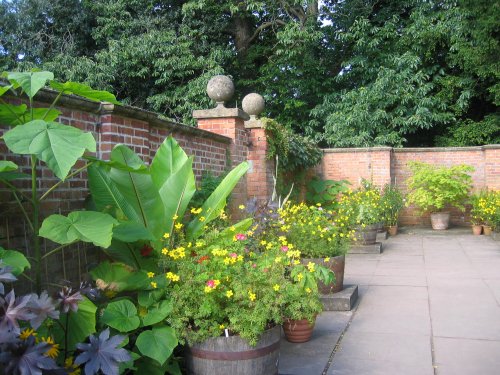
283,318,315,343
186,326,281,375
430,212,450,230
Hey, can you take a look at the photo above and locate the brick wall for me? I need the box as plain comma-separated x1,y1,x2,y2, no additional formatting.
318,146,500,227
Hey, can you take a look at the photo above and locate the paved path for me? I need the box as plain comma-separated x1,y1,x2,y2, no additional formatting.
279,228,500,375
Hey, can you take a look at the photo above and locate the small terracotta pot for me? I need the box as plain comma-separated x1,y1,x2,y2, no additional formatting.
283,318,315,343
483,225,493,236
387,225,398,236
472,225,482,235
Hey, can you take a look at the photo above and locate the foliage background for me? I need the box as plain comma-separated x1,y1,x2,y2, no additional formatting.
1,0,498,146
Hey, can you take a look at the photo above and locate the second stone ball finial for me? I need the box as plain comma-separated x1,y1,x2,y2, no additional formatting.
242,93,265,119
206,75,235,108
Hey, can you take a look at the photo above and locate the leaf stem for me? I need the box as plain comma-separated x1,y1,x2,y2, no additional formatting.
41,242,78,260
12,191,34,233
31,155,41,294
40,162,93,201
42,91,64,120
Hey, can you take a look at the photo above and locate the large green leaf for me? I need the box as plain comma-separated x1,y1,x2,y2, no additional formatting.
187,162,249,240
49,81,120,104
142,300,173,327
218,218,253,240
0,247,30,275
3,120,96,180
0,85,12,97
158,157,196,236
0,161,18,172
87,163,142,223
150,136,190,189
54,297,97,352
39,211,117,248
113,222,154,242
89,262,149,292
109,145,165,238
0,103,27,126
104,239,159,270
8,71,54,99
136,326,177,365
101,300,140,333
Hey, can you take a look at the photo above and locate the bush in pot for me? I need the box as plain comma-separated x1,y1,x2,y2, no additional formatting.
380,184,404,235
405,162,474,230
472,190,500,234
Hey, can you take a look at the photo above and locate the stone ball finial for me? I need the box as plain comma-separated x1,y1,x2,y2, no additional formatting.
207,75,234,107
242,93,265,119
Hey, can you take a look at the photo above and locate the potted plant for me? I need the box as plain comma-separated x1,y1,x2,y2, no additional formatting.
380,184,404,236
338,183,383,245
474,190,500,235
406,162,474,230
274,202,352,294
469,192,485,235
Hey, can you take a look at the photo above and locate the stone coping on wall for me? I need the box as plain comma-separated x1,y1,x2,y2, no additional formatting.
4,87,232,144
322,145,500,153
193,107,250,121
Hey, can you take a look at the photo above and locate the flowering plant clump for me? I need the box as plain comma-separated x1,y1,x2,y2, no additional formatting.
380,184,404,227
471,190,500,228
275,202,352,258
337,182,383,227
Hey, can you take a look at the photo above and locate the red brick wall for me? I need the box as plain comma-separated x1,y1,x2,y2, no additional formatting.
318,146,500,227
247,127,274,203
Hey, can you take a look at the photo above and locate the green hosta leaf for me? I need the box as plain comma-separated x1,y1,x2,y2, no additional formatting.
0,247,30,275
138,290,165,308
101,300,140,333
142,300,173,327
113,222,155,242
3,120,96,180
109,145,165,238
187,162,249,240
49,81,120,104
40,211,118,248
54,297,97,352
90,261,149,292
136,326,177,365
0,85,12,97
7,71,54,99
0,161,18,172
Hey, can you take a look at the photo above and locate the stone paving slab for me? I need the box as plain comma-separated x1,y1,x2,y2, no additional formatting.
279,228,500,375
321,285,358,311
349,242,382,254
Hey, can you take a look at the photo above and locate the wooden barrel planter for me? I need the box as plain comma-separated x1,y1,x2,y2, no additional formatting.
185,325,281,375
283,318,315,343
302,255,345,294
354,224,378,245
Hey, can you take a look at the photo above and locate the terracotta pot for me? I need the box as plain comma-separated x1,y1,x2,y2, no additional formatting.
430,212,450,230
387,225,398,236
472,225,483,235
483,225,493,236
354,224,378,245
186,325,281,375
283,318,315,343
302,255,345,294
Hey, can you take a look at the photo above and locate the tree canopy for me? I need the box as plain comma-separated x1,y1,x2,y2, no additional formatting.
1,0,498,146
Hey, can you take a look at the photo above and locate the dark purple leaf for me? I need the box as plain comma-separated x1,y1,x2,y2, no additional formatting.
27,291,60,329
57,287,83,313
75,328,130,375
0,265,17,295
0,336,61,375
0,290,35,335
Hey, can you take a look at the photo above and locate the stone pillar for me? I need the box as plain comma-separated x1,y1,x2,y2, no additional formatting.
192,75,250,217
242,93,273,205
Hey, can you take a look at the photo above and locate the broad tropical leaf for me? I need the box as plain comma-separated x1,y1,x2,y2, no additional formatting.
109,145,165,238
89,261,149,292
0,161,18,172
40,211,117,248
187,162,249,240
50,81,120,104
136,327,177,365
0,247,30,275
142,300,173,327
101,300,140,332
113,222,154,242
0,85,12,97
3,120,96,180
104,240,158,270
150,136,190,188
0,103,27,126
7,71,54,99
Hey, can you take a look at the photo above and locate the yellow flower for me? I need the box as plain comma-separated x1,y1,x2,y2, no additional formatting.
150,281,157,289
41,337,59,359
199,216,206,222
161,248,169,255
248,291,256,301
297,273,304,281
307,262,316,273
226,290,234,298
175,222,183,230
260,240,267,246
19,328,37,340
219,324,225,330
305,287,311,294
275,257,282,263
239,204,245,210
166,272,179,282
173,215,179,220
147,272,155,278
324,257,330,262
230,226,236,231
273,284,280,291
163,233,170,239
